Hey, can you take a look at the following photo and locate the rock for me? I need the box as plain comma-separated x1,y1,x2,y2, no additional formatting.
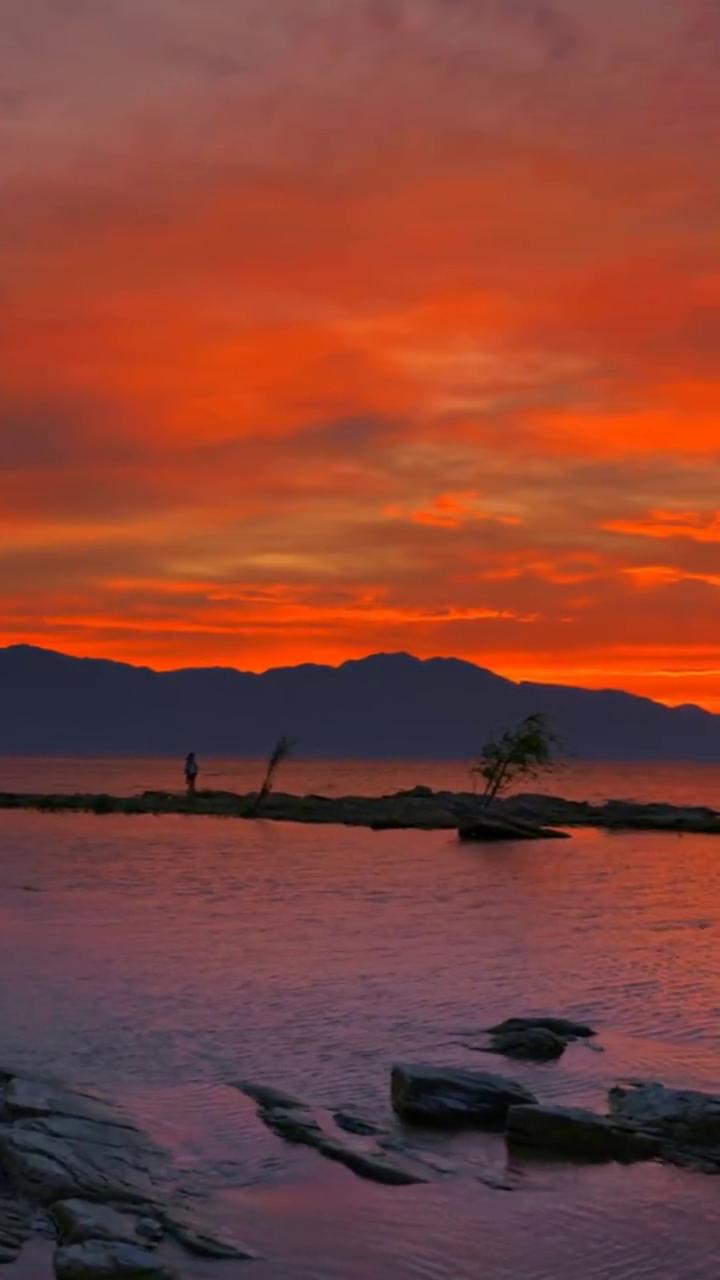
609,1081,720,1155
0,1125,161,1205
488,1027,567,1060
0,1196,31,1265
5,1079,125,1126
54,1240,175,1279
487,1016,596,1040
0,1076,168,1207
161,1207,256,1260
52,1201,162,1248
391,1064,537,1126
458,816,569,842
333,1111,384,1136
506,1104,661,1162
238,1082,426,1185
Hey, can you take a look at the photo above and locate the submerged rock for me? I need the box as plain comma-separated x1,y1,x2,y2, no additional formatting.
391,1063,536,1126
238,1081,426,1185
488,1027,568,1060
54,1240,175,1280
333,1111,384,1137
506,1104,661,1162
458,816,569,842
484,1015,597,1060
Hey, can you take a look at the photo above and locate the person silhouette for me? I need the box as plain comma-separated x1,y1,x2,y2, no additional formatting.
184,752,198,794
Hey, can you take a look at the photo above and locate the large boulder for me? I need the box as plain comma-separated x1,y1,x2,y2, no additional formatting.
391,1063,536,1126
507,1104,661,1162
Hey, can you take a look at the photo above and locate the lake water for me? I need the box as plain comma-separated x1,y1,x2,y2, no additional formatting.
2,759,720,1279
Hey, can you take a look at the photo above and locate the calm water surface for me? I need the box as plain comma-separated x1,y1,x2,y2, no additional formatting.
1,760,720,1279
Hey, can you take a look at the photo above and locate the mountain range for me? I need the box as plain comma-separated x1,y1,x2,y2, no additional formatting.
1,644,719,760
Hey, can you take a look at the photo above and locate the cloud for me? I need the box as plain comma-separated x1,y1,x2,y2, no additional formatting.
1,1,720,705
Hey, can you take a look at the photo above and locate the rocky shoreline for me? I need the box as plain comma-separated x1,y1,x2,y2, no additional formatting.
0,1069,253,1277
5,1025,720,1275
1,786,720,835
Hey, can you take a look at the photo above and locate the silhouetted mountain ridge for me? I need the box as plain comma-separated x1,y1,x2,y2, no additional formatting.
1,644,718,759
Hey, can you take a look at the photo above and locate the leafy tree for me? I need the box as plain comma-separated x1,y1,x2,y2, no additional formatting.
471,713,558,808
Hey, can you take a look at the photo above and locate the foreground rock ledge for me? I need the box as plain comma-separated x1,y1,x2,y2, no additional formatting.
2,788,720,834
0,1070,254,1276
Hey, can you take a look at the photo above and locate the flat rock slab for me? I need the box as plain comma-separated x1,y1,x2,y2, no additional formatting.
507,1104,661,1162
5,1078,124,1125
238,1082,427,1185
52,1201,162,1248
54,1240,175,1280
391,1063,537,1126
458,816,569,842
0,1125,162,1205
0,1073,251,1268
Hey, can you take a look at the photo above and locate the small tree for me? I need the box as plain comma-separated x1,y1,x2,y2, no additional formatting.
472,713,558,809
252,735,295,815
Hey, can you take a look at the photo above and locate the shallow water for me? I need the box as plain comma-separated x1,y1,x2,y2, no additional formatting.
2,760,720,1278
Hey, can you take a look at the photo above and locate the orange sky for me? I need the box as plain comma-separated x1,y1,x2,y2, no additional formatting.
2,1,720,707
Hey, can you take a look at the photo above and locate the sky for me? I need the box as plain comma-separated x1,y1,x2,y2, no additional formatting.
2,1,720,707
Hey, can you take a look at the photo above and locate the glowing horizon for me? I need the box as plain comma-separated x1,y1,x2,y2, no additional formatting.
3,2,720,709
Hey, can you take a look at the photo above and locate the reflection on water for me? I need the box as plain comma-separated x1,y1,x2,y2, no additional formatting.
1,761,720,1278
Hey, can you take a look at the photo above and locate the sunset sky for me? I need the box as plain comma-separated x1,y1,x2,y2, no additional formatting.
3,1,720,707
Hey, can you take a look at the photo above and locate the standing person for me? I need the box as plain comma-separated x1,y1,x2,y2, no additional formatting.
184,752,198,794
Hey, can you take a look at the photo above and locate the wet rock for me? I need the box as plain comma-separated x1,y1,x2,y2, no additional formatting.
5,1079,125,1126
487,1016,596,1040
0,1076,168,1208
0,1124,161,1205
52,1201,162,1248
609,1081,720,1162
54,1240,175,1279
162,1208,256,1260
238,1082,426,1185
333,1111,384,1137
506,1104,661,1162
458,816,569,842
391,1063,537,1126
0,1196,32,1265
488,1027,568,1060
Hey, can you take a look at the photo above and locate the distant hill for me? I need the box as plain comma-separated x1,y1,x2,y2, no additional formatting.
1,644,719,760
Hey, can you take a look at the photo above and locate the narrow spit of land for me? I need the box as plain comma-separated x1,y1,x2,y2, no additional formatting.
1,787,720,833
